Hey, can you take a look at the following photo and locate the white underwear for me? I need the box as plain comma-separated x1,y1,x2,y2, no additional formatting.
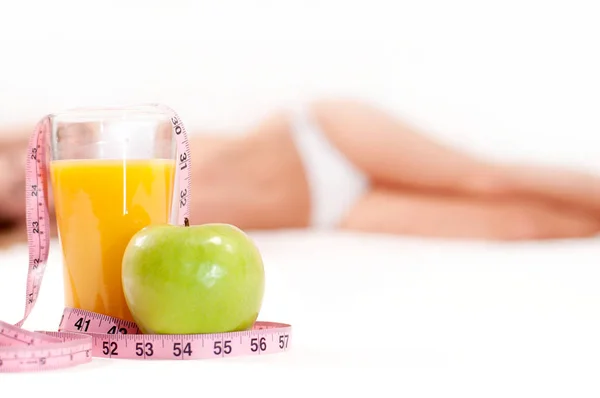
288,106,369,229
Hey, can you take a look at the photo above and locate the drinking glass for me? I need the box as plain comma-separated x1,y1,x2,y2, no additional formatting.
48,106,176,322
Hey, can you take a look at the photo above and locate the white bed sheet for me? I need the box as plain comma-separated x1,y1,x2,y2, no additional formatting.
1,230,600,396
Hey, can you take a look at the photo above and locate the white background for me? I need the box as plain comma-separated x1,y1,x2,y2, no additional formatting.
1,0,599,171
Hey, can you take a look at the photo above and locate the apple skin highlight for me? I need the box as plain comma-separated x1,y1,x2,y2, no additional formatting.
121,222,265,334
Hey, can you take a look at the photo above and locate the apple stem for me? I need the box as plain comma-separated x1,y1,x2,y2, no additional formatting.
184,217,190,227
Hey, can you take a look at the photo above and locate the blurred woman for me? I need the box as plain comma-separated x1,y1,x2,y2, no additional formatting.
1,98,600,243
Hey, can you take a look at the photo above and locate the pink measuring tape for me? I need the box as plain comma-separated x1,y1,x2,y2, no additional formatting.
0,105,292,373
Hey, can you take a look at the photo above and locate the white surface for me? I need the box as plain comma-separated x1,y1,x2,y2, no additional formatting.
2,231,600,396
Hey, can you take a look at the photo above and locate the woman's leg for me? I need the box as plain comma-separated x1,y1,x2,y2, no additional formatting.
310,99,505,196
340,186,600,240
311,99,600,217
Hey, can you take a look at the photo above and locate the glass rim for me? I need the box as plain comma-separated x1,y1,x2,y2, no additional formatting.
49,104,173,124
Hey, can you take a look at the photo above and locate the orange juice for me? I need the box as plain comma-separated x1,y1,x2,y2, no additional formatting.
50,158,175,322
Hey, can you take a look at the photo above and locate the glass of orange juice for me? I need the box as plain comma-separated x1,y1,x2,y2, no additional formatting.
48,106,177,322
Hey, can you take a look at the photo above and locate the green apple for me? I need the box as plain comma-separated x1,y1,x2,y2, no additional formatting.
121,222,265,334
